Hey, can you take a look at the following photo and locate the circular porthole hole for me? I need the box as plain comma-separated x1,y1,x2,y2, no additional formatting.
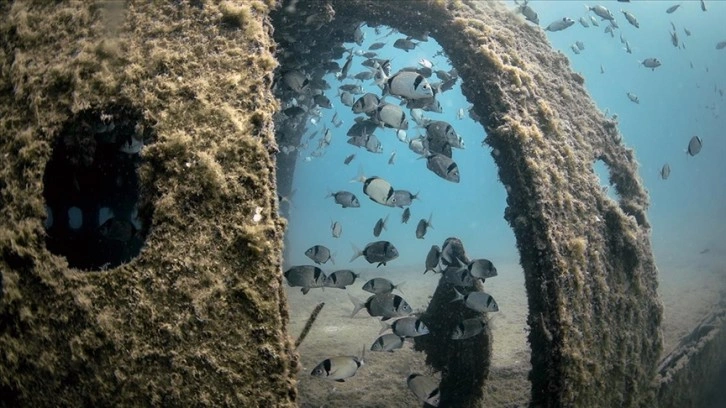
43,104,155,271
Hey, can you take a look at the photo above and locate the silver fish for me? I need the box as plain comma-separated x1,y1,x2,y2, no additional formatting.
393,190,419,208
358,176,397,207
375,103,408,130
305,245,335,265
545,17,575,32
350,240,399,267
401,207,411,224
370,333,405,352
443,266,474,287
576,41,585,51
451,317,488,340
349,292,412,320
325,269,359,289
369,42,385,50
340,91,355,107
660,163,671,180
408,136,429,156
284,265,326,295
282,70,309,94
687,136,702,156
311,353,364,382
407,374,440,407
518,4,539,25
373,215,389,237
587,5,614,21
665,4,680,14
640,58,661,70
362,277,404,295
579,16,590,28
590,15,599,27
626,92,639,104
451,288,499,313
383,70,433,100
621,10,639,28
352,93,380,114
424,245,441,274
340,54,353,80
353,23,365,45
393,38,417,51
462,258,498,279
331,220,342,238
426,154,460,183
415,214,433,239
380,316,429,337
327,191,360,208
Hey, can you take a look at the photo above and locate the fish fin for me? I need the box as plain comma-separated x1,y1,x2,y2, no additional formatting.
330,252,336,265
450,287,465,303
350,165,366,183
394,281,406,295
335,379,345,383
377,262,385,268
301,287,310,295
427,213,433,229
382,214,389,231
379,320,391,335
381,316,391,321
349,243,363,263
348,294,364,318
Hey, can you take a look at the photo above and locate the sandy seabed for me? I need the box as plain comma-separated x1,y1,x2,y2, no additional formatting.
286,251,725,408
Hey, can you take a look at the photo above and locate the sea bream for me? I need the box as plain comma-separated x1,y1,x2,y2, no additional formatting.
331,220,342,238
350,240,399,267
393,190,419,208
373,215,389,237
626,92,640,104
311,350,364,382
621,10,639,28
352,175,397,207
325,269,359,289
660,163,671,180
451,317,488,340
426,154,461,183
401,207,411,224
407,374,440,407
374,103,408,130
586,5,614,21
451,288,500,313
687,136,702,156
284,265,326,295
327,191,360,208
380,316,429,338
381,70,434,100
666,4,681,14
370,333,405,352
351,93,380,114
640,58,662,71
362,277,404,295
349,292,413,320
545,17,575,32
415,214,433,239
424,245,441,274
305,245,335,265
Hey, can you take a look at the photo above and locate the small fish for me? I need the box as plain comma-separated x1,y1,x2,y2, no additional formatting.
684,27,691,36
460,258,498,280
401,207,411,224
626,92,640,104
660,163,671,180
670,30,679,48
579,16,590,28
340,91,355,107
353,175,397,207
373,215,389,237
444,266,474,287
450,288,499,313
327,191,361,208
313,94,332,109
353,23,365,45
393,38,417,51
407,374,440,407
325,269,359,289
349,292,412,320
380,316,429,337
284,265,326,295
331,220,342,238
369,42,386,50
586,5,614,21
382,71,434,100
352,93,380,114
392,190,419,208
282,70,310,94
340,54,353,80
451,317,488,340
418,58,434,69
600,64,605,74
687,136,702,156
375,103,408,130
517,3,539,25
350,240,399,267
424,245,441,274
716,41,726,50
311,351,364,382
370,333,405,352
621,10,639,28
545,17,575,32
388,152,396,165
343,153,356,165
666,4,681,14
415,214,433,239
99,217,138,242
305,245,335,265
576,41,585,51
590,15,599,27
362,277,404,295
624,40,632,54
700,0,706,11
570,44,580,55
640,58,662,71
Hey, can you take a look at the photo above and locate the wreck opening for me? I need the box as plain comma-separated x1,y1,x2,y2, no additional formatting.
270,2,529,406
43,105,154,271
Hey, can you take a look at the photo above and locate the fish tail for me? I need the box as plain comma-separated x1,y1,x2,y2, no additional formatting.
427,213,433,229
348,294,364,318
330,252,336,265
378,320,391,335
450,287,465,303
349,243,363,262
382,214,389,231
394,281,406,295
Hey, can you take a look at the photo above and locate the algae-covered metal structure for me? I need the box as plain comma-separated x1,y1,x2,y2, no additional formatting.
1,1,724,407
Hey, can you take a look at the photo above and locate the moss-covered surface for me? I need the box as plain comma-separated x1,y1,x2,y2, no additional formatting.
0,1,296,406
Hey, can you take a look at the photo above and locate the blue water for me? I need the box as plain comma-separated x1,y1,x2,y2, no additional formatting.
281,1,725,277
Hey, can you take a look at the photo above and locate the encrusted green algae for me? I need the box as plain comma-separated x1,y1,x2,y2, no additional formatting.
1,1,296,406
314,0,662,406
